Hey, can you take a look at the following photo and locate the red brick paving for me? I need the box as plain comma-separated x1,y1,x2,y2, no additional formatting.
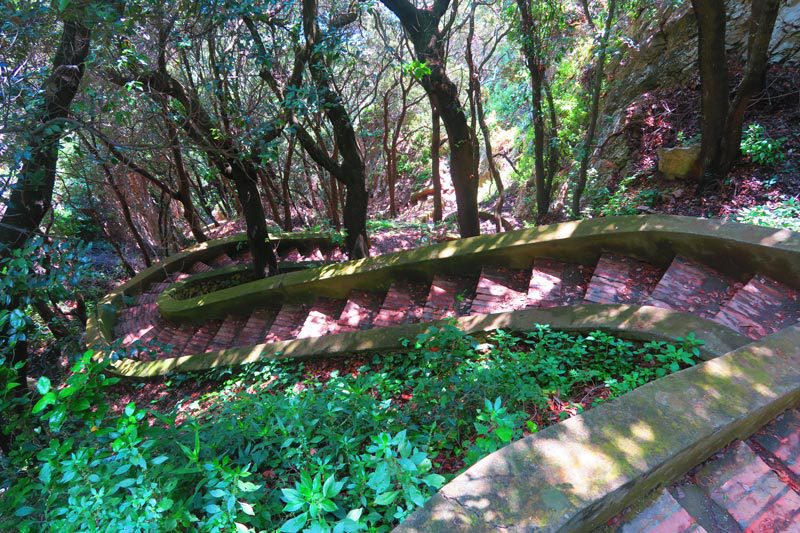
616,409,800,532
297,298,347,338
619,490,707,533
713,275,800,340
373,280,430,327
527,258,593,309
646,256,739,318
265,303,310,342
584,254,663,305
422,274,476,321
337,290,383,332
470,267,530,315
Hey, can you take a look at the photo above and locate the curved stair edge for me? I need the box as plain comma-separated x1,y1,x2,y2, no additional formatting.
394,324,800,533
102,304,747,378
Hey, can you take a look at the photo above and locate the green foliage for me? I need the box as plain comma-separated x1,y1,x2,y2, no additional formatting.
734,196,800,232
740,123,786,166
402,60,432,80
0,326,702,531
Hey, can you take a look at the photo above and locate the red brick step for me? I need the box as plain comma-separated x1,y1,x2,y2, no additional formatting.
297,298,347,338
373,281,430,327
265,303,311,342
713,275,800,339
337,290,384,332
422,274,476,321
646,256,739,318
584,254,662,305
526,258,592,309
470,267,530,315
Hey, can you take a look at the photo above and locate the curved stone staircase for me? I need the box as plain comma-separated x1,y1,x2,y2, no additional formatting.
87,216,800,531
112,249,798,362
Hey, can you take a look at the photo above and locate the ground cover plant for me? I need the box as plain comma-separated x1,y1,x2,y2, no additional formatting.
0,324,703,532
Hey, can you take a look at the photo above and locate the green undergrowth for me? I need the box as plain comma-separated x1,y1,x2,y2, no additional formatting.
1,325,703,532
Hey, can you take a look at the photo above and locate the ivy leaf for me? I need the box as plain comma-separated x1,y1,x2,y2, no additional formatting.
32,392,56,414
36,376,51,395
280,512,308,533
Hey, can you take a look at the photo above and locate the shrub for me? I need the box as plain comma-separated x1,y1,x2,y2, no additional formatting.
740,123,786,166
734,196,800,232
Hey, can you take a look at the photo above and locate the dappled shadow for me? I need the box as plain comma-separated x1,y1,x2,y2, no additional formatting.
396,325,800,531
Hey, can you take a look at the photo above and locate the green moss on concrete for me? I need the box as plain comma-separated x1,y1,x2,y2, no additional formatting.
157,216,800,323
395,325,800,533
106,305,747,378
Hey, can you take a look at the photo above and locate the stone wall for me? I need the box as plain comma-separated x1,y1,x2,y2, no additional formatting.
595,0,800,179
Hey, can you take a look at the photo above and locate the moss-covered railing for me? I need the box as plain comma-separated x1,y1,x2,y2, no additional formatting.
87,215,800,380
156,215,800,323
85,232,335,348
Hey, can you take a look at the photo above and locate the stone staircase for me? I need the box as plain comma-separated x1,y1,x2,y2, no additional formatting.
113,250,800,360
614,409,800,532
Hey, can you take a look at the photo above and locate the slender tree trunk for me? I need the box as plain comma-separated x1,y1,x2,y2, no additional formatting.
572,0,617,217
164,112,208,242
230,162,277,276
380,0,481,237
281,136,296,231
431,100,443,222
259,168,283,226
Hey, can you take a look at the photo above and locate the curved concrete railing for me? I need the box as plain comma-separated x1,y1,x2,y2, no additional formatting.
85,232,335,350
396,325,800,532
156,215,800,322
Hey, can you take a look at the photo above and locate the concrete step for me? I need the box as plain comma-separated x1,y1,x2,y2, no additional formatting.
584,254,663,305
526,258,593,309
470,267,530,315
713,275,800,339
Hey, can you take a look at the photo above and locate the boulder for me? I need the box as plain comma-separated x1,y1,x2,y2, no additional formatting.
657,145,701,179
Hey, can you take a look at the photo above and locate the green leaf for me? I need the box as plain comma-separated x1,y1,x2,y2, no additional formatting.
280,512,308,533
58,0,70,12
15,506,35,517
235,523,249,533
124,402,135,416
374,490,400,506
495,426,513,443
32,392,56,414
209,488,227,498
239,500,255,516
36,376,51,395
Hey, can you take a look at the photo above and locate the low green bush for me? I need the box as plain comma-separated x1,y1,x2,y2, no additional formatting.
734,196,800,232
1,325,703,532
740,123,786,166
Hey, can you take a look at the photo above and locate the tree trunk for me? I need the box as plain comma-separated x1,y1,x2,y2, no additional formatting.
164,112,208,242
692,0,781,188
380,0,481,238
0,20,91,252
281,136,296,231
103,165,153,267
431,100,443,222
231,162,277,277
572,0,617,218
692,0,730,187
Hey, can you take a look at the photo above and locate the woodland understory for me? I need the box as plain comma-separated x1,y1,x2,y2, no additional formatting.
1,0,799,530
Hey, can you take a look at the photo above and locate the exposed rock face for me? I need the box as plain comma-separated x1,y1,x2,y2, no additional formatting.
657,145,701,179
595,0,800,179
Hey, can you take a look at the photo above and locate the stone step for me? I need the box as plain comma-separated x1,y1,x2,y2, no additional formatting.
469,267,530,315
373,280,430,328
695,441,800,531
209,253,236,268
617,489,706,533
297,298,348,339
233,307,279,347
280,247,304,262
183,320,222,354
265,303,311,342
713,275,800,339
646,256,739,318
188,261,213,274
337,290,384,332
584,254,663,305
421,274,477,321
526,258,593,309
207,315,249,351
